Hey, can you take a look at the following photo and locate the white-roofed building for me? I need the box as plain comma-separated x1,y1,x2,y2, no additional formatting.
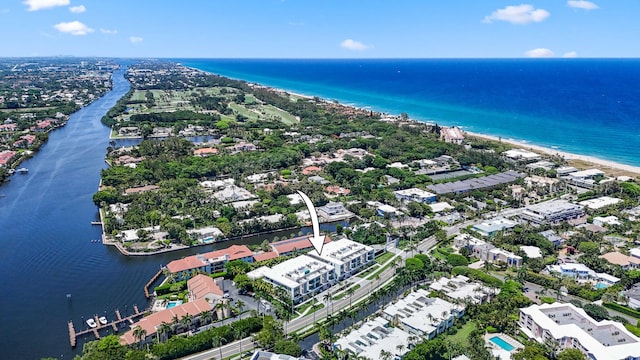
308,238,375,280
545,263,596,279
566,169,607,189
382,289,464,339
520,246,543,259
429,275,497,304
428,201,454,213
472,217,518,237
503,149,541,162
519,302,640,360
579,196,623,210
246,255,337,304
454,234,523,267
520,199,585,224
187,226,223,243
593,216,622,227
335,316,412,360
394,188,437,204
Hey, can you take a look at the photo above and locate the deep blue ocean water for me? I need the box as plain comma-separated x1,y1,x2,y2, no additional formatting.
179,59,640,167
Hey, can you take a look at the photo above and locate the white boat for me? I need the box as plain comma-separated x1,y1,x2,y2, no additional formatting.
99,316,108,325
86,318,97,328
16,168,28,174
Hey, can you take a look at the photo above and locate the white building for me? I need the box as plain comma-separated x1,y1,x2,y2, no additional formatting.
579,196,623,210
472,217,518,237
593,216,622,227
519,302,640,360
393,188,437,204
308,238,375,280
429,275,496,304
520,246,543,259
247,255,337,304
545,263,596,279
187,226,223,242
382,289,464,339
520,199,585,224
454,234,523,267
503,149,541,162
335,316,412,360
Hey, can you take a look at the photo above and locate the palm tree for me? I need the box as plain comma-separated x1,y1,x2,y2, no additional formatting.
181,314,193,332
235,299,245,313
379,349,393,360
346,286,356,308
171,314,180,333
156,321,171,343
323,291,334,314
212,334,226,360
200,310,213,326
132,326,147,350
234,326,247,354
215,301,229,320
396,344,405,355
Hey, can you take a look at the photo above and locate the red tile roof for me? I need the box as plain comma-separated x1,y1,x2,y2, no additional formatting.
253,251,279,262
194,147,218,156
326,185,351,195
302,166,322,175
120,298,212,345
0,150,16,165
166,245,253,274
271,235,331,255
124,184,160,195
188,274,224,299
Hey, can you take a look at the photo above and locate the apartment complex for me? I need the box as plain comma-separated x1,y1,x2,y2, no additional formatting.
382,289,464,339
308,238,375,280
519,303,640,360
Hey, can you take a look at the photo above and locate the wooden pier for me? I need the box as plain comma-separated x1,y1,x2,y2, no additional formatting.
68,307,144,348
144,269,163,298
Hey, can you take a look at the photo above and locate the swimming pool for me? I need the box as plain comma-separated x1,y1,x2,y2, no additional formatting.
166,300,183,309
490,336,515,352
594,282,608,290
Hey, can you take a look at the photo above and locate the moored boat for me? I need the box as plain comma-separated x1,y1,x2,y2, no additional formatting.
86,318,97,328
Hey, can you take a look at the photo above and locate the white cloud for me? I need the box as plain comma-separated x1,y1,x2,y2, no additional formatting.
129,36,143,43
100,28,118,35
53,21,93,35
568,0,599,10
483,4,550,24
69,5,86,13
525,48,555,58
340,39,369,51
23,0,70,11
562,51,578,58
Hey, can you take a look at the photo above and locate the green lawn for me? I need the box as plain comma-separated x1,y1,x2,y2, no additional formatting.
447,321,477,345
375,251,394,265
333,284,361,300
367,255,399,280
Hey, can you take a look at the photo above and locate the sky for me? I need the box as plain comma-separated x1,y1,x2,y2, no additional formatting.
1,0,638,58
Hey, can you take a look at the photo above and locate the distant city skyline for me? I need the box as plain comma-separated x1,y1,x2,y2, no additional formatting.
2,0,639,58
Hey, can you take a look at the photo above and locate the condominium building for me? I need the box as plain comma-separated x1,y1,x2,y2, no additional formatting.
165,244,254,280
308,238,375,280
520,199,585,224
247,255,337,304
335,316,412,359
382,289,464,339
454,234,522,267
519,303,640,360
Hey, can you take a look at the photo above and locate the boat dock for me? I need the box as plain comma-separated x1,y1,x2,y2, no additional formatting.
144,269,163,298
90,221,102,225
68,306,144,348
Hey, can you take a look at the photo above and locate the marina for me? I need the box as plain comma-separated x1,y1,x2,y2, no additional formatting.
68,305,144,348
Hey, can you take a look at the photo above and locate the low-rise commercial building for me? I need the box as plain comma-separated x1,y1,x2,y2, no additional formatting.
519,302,640,360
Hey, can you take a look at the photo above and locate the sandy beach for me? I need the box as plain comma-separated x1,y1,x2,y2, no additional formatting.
466,131,640,177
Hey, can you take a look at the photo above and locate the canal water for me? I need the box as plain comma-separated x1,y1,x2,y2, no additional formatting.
0,65,342,359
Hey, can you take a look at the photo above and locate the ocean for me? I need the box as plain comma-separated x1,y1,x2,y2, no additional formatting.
179,58,640,167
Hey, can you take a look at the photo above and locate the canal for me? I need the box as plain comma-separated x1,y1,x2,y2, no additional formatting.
0,64,345,359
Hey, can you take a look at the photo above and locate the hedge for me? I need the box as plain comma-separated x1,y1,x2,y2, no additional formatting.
604,302,640,319
452,267,503,287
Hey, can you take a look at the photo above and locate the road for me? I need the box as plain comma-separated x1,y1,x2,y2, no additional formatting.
180,236,439,359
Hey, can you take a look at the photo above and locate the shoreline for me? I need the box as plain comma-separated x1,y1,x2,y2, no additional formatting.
183,63,640,178
181,64,640,177
466,131,640,177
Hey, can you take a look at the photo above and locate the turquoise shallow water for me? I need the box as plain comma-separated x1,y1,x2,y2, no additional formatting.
179,59,640,167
